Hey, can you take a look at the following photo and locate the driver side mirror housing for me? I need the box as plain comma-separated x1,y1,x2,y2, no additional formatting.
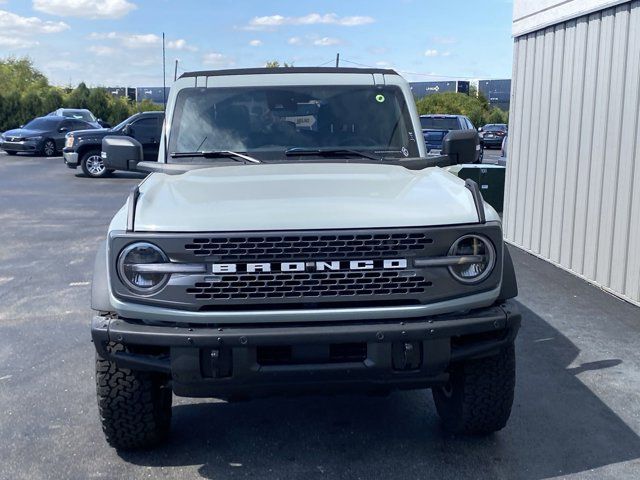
442,130,479,165
102,135,143,171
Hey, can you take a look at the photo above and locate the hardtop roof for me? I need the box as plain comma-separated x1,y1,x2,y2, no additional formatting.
179,66,399,79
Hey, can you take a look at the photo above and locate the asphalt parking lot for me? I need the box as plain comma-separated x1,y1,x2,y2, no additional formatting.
1,152,639,480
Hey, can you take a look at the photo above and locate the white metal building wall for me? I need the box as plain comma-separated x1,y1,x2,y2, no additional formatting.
505,0,640,306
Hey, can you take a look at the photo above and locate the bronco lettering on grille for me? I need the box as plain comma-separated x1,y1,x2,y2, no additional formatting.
211,259,408,274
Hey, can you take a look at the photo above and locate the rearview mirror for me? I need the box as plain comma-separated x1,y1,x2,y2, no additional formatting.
442,130,479,165
102,135,143,171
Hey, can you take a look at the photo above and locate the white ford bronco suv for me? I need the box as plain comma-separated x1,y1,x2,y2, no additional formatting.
92,67,520,449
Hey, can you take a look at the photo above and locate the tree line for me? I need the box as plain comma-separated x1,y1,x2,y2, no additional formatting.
0,57,162,132
1,56,508,133
415,88,509,127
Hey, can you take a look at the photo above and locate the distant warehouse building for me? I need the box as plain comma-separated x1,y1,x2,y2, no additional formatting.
410,80,470,99
506,0,640,306
478,79,511,111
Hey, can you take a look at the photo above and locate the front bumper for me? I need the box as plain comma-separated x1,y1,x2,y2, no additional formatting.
92,302,520,399
0,140,40,153
63,150,79,168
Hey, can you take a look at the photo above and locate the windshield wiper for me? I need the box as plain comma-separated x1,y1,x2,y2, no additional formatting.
171,150,261,164
284,147,382,161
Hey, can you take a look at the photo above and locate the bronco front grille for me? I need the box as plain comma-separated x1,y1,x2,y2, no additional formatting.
185,271,432,301
184,232,433,260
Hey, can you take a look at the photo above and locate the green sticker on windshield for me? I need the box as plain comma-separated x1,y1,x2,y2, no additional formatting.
375,94,385,103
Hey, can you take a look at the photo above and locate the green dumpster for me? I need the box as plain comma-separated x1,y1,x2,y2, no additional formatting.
445,164,506,213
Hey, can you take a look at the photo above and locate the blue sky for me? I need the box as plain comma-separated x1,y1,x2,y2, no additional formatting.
0,0,514,87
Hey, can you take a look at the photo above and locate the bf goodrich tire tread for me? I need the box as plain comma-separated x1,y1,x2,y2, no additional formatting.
433,343,515,435
96,344,172,450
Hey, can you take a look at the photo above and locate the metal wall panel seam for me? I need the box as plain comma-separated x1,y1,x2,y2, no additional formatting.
504,38,526,241
609,3,637,293
583,10,615,279
514,34,537,246
595,5,631,286
570,12,602,274
621,2,640,299
540,25,566,258
523,30,546,250
549,20,577,264
530,27,557,253
559,18,589,268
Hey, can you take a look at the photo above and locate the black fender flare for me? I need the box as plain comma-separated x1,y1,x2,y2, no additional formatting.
498,244,518,301
91,240,114,312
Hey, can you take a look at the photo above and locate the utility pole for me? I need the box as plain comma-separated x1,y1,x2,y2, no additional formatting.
162,32,166,110
335,53,340,68
174,59,179,81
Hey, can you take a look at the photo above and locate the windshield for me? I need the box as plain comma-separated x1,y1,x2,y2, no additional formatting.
168,85,419,162
62,110,96,122
483,124,507,132
23,117,60,130
420,116,460,130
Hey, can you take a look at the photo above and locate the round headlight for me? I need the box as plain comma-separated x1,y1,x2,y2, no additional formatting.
117,242,169,294
448,235,496,284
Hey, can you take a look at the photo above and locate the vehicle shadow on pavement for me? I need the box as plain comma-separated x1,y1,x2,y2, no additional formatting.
118,302,640,479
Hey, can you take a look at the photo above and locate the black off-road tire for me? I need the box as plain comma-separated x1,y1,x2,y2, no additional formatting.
433,343,515,435
96,344,172,450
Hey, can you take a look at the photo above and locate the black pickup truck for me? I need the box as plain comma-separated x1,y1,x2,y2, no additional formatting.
63,111,164,178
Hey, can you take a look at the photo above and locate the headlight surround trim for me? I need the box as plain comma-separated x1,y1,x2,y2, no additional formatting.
116,241,170,295
447,234,496,284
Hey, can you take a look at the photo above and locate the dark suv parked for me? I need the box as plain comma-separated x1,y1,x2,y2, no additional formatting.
1,116,97,156
63,111,164,178
420,114,482,162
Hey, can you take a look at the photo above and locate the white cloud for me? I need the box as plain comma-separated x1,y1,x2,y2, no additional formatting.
89,32,195,51
33,0,136,19
167,38,197,51
246,13,374,30
248,39,262,47
313,37,341,47
0,36,40,48
202,52,234,68
0,9,69,35
88,45,116,56
441,51,451,57
287,36,301,45
424,49,439,57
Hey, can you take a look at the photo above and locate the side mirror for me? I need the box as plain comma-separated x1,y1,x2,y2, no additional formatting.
478,127,483,132
442,130,479,165
19,125,24,128
59,127,68,133
102,135,143,171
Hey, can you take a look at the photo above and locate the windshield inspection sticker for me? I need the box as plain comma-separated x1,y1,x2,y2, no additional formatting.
375,94,385,103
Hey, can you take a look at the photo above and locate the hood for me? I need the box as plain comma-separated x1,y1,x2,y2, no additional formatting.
73,127,110,138
3,128,43,138
133,163,493,232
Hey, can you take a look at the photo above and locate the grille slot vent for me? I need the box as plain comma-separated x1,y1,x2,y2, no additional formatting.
185,233,433,260
186,271,432,301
